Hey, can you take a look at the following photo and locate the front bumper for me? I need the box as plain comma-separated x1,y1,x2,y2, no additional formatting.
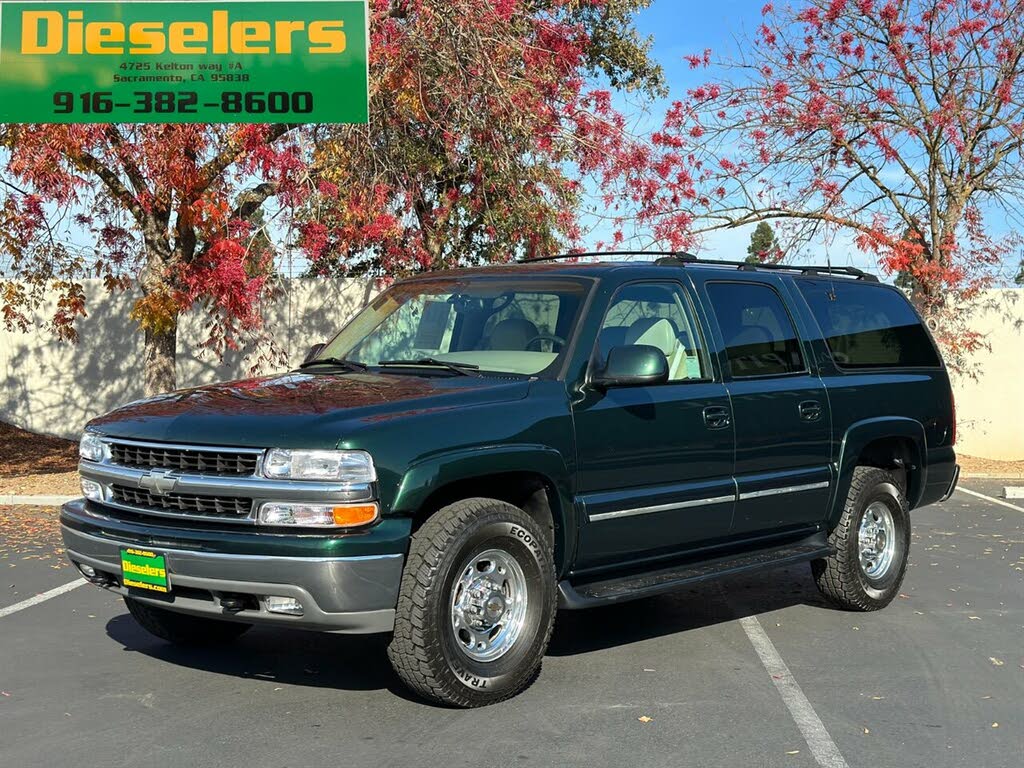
61,500,406,634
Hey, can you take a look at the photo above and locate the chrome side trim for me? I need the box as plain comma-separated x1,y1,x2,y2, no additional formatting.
66,527,403,563
589,494,735,522
738,481,830,501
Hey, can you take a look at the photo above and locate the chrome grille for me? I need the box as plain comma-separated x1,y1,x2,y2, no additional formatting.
110,484,252,519
109,442,259,476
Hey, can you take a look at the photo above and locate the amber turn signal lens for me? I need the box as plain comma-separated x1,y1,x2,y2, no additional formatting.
332,504,379,527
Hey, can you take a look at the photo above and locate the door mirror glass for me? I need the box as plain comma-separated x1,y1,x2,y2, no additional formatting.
303,343,326,365
593,345,669,389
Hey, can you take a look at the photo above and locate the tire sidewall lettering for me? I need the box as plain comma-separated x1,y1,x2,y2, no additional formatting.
508,525,540,553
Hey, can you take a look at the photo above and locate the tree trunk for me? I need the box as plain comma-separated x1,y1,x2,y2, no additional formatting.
143,318,177,396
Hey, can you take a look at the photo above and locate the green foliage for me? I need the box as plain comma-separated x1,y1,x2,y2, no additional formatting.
746,222,779,263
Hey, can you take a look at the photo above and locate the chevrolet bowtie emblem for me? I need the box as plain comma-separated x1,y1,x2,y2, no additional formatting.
138,470,178,496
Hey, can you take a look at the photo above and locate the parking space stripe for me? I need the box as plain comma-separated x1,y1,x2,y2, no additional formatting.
0,578,86,619
956,487,1024,512
739,615,849,768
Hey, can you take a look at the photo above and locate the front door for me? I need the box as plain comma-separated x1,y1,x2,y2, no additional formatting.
572,280,736,571
702,279,831,537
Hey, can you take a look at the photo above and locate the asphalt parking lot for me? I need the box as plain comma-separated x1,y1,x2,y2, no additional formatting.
1,479,1021,768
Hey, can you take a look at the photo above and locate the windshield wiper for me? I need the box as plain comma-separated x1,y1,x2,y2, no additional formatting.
378,358,481,377
298,357,369,372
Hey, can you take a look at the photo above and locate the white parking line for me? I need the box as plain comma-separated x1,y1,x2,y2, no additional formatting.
0,578,86,619
957,487,1024,512
739,615,849,768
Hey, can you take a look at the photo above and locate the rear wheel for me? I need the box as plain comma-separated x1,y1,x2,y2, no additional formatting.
124,597,251,645
387,498,557,707
812,466,910,611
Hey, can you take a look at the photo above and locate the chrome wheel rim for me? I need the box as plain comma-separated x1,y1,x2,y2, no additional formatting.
858,501,896,579
450,548,528,663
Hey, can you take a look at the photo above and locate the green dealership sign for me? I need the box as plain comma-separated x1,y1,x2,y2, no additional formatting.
0,0,368,123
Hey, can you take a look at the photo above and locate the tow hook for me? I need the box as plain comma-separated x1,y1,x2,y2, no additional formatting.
218,595,247,614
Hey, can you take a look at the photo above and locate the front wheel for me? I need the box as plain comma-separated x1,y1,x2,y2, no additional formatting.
387,498,557,707
812,466,911,611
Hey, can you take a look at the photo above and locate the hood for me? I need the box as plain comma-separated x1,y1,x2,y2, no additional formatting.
88,371,532,448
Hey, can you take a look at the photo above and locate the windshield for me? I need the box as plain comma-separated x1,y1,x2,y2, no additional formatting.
315,276,592,377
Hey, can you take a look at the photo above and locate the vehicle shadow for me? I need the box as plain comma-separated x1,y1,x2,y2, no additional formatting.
104,564,832,695
547,563,830,656
104,613,414,698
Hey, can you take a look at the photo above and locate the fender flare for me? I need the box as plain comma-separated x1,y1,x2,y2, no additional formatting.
391,444,577,570
830,417,927,527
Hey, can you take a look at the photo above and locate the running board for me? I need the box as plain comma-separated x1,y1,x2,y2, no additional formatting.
558,538,832,609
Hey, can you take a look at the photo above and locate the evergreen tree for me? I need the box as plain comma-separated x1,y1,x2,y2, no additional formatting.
746,222,779,263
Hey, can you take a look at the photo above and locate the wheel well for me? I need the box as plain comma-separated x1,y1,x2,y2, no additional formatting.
412,472,561,563
857,436,920,500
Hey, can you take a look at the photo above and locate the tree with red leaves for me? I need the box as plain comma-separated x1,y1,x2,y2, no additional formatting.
298,0,663,275
609,0,1024,366
0,123,305,394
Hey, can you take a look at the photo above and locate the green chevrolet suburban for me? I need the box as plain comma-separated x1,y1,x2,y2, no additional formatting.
62,254,959,707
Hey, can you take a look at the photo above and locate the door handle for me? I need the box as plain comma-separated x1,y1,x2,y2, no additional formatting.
703,406,731,430
799,400,823,422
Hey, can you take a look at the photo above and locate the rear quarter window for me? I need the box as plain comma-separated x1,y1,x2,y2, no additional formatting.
797,280,941,369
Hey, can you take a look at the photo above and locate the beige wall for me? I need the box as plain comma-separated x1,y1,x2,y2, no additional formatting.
0,279,375,440
951,289,1024,461
1,281,1021,459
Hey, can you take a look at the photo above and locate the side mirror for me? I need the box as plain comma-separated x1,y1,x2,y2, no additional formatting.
592,345,669,390
303,343,326,365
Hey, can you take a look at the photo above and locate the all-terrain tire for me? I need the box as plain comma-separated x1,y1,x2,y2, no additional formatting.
125,597,251,645
387,498,557,707
812,466,911,611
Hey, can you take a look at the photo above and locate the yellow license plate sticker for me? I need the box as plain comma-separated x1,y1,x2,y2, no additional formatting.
120,548,170,593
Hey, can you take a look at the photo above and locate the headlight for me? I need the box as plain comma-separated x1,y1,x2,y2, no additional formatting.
79,433,107,463
258,502,379,528
263,449,376,483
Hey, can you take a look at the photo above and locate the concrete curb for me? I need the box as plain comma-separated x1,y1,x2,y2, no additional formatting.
960,472,1024,479
1,495,77,506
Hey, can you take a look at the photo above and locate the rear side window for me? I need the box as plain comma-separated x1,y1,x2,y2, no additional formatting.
797,281,941,369
705,282,805,377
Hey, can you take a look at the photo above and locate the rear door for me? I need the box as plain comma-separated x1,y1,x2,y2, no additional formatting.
571,279,736,571
700,278,832,537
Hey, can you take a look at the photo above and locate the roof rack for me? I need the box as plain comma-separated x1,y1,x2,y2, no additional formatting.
518,250,877,282
654,255,878,282
521,250,697,264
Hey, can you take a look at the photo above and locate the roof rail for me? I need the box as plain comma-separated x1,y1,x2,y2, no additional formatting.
520,250,695,264
519,250,878,282
654,255,878,281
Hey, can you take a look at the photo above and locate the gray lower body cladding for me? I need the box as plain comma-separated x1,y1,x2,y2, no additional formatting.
61,513,404,634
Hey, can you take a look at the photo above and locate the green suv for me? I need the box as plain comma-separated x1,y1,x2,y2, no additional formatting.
62,254,959,707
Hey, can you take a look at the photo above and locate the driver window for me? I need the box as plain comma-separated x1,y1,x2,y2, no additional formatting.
599,282,707,382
